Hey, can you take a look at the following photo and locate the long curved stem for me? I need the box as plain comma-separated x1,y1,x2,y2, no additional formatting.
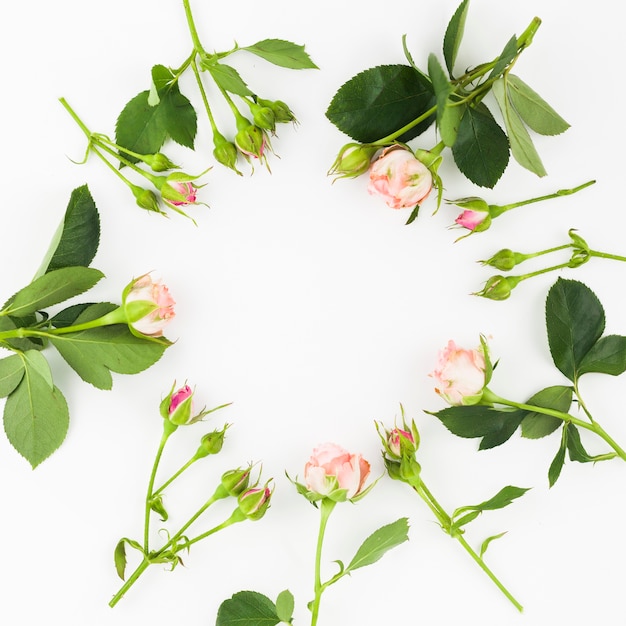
310,498,336,626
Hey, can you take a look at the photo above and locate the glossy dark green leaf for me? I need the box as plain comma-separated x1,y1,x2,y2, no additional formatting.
49,303,94,328
507,74,570,136
346,517,409,572
49,304,168,390
430,405,524,449
546,279,605,382
326,64,436,143
3,351,69,468
242,39,318,69
0,354,25,398
3,267,104,318
492,77,546,177
443,0,470,76
451,102,509,188
566,425,600,463
35,185,100,277
116,68,197,162
216,591,280,626
521,386,572,439
578,335,626,377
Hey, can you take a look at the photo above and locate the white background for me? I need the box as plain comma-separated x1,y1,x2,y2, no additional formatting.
1,0,624,624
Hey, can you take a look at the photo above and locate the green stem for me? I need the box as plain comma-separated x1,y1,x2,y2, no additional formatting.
482,388,626,461
310,498,336,626
144,425,175,551
191,58,219,134
174,508,246,551
514,261,572,283
455,533,523,612
109,557,150,608
59,97,91,138
490,180,595,218
182,0,205,55
153,457,197,498
589,250,626,263
412,477,523,612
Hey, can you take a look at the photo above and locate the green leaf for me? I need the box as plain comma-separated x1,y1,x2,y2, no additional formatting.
431,405,525,449
521,386,573,439
0,315,43,352
451,102,509,188
487,36,518,81
0,354,25,398
566,425,608,463
204,62,254,97
443,0,470,76
492,77,546,177
49,303,94,328
346,517,409,572
326,64,436,143
578,335,626,377
453,486,529,523
34,185,100,278
548,425,568,487
242,39,318,69
545,279,605,383
480,532,507,558
116,69,197,162
506,74,570,136
216,590,280,626
114,540,127,580
3,351,69,468
3,267,104,318
275,590,295,623
428,53,461,147
49,304,168,389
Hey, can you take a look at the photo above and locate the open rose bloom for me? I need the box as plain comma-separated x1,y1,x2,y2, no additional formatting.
123,273,175,337
430,340,488,406
367,146,433,209
304,442,371,502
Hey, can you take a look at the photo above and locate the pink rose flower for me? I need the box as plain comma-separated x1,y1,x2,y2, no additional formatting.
430,340,486,406
367,146,433,209
167,384,193,424
304,442,371,499
455,208,490,231
124,273,175,337
167,181,197,206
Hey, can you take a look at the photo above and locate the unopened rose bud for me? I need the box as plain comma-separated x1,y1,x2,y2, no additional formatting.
257,98,296,124
238,481,273,520
213,136,241,175
142,153,179,172
474,275,521,301
250,103,276,132
221,466,251,497
481,248,521,271
131,186,163,214
161,180,198,206
235,123,267,161
329,143,377,180
388,427,415,458
194,426,228,458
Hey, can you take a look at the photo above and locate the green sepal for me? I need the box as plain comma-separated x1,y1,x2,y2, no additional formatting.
242,39,318,69
149,495,169,521
479,532,507,558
